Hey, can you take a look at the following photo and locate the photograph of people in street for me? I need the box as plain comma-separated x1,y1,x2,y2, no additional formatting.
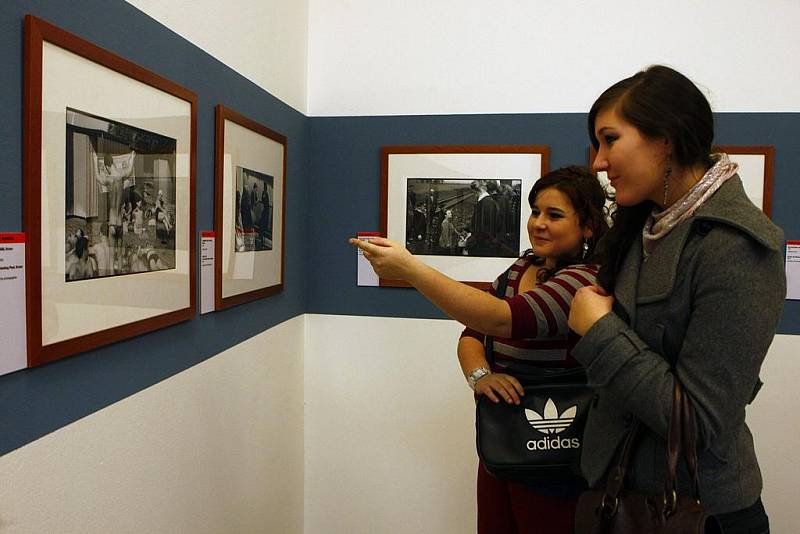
405,178,522,257
64,108,177,282
235,166,274,253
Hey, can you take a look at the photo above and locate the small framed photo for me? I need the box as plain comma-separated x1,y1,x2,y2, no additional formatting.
712,146,774,217
381,145,549,289
214,105,286,309
24,15,196,366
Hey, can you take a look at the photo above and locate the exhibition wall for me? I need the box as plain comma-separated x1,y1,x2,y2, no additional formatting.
0,317,305,533
1,1,799,533
302,2,800,533
125,0,308,114
307,0,800,116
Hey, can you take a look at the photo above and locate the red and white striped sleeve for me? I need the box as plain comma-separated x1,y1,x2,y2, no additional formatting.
506,264,599,340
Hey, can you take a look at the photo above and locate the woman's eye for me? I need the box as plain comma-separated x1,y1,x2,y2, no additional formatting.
605,135,617,145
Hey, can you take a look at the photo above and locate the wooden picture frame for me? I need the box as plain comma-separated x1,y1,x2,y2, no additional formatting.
381,145,549,289
214,105,286,310
24,15,197,366
712,146,774,217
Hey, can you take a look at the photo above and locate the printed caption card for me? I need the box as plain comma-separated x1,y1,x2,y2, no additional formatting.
786,241,800,300
356,232,381,286
0,233,27,375
200,231,215,313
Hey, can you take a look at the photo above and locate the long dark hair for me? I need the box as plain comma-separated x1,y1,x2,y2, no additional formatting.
588,65,715,291
528,165,610,282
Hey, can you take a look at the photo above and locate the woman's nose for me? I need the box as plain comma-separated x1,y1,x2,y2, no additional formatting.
592,149,609,172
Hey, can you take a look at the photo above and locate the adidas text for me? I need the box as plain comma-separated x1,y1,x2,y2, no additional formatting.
526,436,581,451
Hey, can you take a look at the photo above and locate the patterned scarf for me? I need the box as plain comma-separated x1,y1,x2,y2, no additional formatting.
643,153,738,255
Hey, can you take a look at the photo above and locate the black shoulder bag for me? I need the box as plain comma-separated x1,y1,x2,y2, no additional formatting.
475,266,594,483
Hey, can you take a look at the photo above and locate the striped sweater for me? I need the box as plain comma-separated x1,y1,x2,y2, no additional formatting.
461,255,599,372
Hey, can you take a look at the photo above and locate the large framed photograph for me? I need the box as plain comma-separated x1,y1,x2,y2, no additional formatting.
214,105,286,309
381,145,549,289
713,146,774,217
24,15,196,366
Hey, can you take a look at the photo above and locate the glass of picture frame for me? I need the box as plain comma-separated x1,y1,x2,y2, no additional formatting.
381,145,549,289
214,105,286,309
23,15,196,366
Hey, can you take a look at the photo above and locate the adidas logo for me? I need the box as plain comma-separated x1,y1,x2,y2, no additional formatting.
525,398,577,435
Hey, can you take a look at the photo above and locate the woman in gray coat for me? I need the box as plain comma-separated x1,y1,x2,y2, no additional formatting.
568,65,785,533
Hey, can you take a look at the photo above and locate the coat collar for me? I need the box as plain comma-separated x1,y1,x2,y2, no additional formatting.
615,175,783,307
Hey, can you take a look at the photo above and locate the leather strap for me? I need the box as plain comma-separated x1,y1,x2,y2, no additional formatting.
484,266,512,366
600,378,704,514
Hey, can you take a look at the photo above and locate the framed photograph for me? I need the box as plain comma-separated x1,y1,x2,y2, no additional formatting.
214,105,286,309
589,145,774,216
713,146,774,217
381,145,549,289
24,15,196,366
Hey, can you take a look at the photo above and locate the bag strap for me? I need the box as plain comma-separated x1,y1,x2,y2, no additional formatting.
680,381,702,501
663,379,685,513
664,379,704,511
484,266,512,366
600,377,701,517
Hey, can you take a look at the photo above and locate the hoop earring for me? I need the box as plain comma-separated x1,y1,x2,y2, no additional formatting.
663,155,673,207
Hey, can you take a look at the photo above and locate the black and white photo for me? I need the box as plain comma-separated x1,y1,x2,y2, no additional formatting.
214,104,286,309
235,166,274,252
65,108,177,281
405,178,522,257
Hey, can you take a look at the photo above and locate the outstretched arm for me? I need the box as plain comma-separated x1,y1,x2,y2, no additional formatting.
350,237,512,337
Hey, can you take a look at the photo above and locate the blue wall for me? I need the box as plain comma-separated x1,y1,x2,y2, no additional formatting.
308,113,800,332
1,1,797,457
0,1,310,456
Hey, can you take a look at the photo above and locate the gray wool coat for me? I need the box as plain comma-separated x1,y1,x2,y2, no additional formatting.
573,175,786,514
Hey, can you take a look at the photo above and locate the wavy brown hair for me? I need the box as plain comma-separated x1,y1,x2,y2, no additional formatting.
528,165,610,282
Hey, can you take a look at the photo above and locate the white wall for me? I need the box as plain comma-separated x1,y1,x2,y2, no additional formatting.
304,315,477,534
308,0,800,116
3,315,794,533
305,315,800,534
0,316,306,534
125,0,309,114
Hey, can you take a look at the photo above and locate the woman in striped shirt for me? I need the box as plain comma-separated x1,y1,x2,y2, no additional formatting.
351,166,610,534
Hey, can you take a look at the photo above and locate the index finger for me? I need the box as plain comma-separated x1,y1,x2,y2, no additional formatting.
348,237,379,254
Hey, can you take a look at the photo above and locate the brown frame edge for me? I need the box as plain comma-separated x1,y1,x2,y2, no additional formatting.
379,144,550,290
213,104,287,311
23,14,197,367
712,145,775,218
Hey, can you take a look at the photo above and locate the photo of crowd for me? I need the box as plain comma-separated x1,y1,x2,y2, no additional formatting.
64,108,177,282
235,166,274,252
405,178,522,257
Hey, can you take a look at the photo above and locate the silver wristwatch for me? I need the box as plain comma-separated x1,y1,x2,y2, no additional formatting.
467,367,491,390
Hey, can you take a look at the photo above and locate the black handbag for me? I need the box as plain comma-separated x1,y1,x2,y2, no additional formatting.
474,266,594,483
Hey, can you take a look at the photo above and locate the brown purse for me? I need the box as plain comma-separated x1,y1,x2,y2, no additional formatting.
574,380,722,533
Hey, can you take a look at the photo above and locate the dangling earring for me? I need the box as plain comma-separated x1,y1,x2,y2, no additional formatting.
663,155,673,207
581,238,589,260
